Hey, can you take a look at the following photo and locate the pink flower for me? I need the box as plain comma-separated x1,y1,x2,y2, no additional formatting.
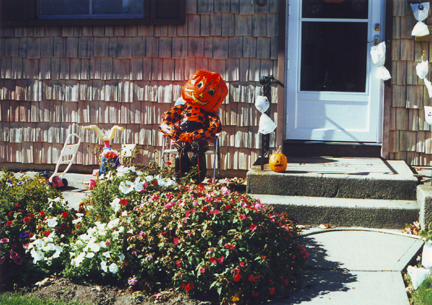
250,224,258,231
239,214,246,220
0,256,5,264
10,251,18,260
0,238,9,243
128,278,137,285
175,261,182,267
217,256,225,263
153,293,162,299
209,257,217,264
200,267,205,274
174,238,179,245
164,202,175,209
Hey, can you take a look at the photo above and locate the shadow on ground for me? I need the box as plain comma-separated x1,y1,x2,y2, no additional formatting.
269,236,358,304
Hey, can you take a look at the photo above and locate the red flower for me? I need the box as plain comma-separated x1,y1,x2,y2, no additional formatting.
209,257,217,264
184,283,194,292
120,198,129,206
224,205,231,211
43,230,50,236
239,214,246,220
248,274,256,282
202,206,207,212
152,179,158,186
250,224,258,231
284,279,289,286
217,256,225,263
166,161,172,166
8,211,13,217
175,261,182,267
200,267,205,274
40,211,45,217
6,221,12,226
15,203,21,207
239,262,245,268
251,291,259,297
234,274,242,282
0,238,9,243
23,217,30,224
14,256,22,265
269,287,275,295
28,213,34,218
62,212,69,219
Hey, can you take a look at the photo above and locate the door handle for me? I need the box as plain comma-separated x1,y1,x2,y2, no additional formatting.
368,35,380,46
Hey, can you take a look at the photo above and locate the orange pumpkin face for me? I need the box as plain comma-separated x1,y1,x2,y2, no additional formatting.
269,147,287,172
182,70,228,113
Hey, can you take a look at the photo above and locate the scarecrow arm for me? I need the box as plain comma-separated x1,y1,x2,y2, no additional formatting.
159,105,184,140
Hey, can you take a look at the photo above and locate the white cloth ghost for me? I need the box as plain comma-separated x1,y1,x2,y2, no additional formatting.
411,3,430,36
408,265,430,290
370,42,391,80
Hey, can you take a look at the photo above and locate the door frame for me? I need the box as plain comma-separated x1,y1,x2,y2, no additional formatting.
283,0,387,145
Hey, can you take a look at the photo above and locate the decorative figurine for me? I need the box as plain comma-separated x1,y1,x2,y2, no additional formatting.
159,70,228,182
82,125,124,177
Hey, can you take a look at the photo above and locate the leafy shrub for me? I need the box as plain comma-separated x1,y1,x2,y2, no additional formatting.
76,165,307,303
0,169,65,287
1,165,307,304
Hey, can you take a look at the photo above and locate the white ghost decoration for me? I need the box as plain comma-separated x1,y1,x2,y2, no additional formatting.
370,42,391,80
411,3,430,36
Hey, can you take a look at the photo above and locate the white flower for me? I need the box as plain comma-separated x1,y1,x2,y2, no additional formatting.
121,211,128,217
46,218,58,228
86,252,95,258
134,183,144,192
72,252,86,267
108,219,120,229
136,170,142,175
145,175,154,182
110,198,121,213
119,254,125,260
109,263,118,274
103,252,111,258
88,242,100,253
119,181,133,194
30,249,45,264
100,261,108,272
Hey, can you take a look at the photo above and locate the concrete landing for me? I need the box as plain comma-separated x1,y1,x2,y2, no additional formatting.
269,230,424,305
247,157,417,200
252,195,419,229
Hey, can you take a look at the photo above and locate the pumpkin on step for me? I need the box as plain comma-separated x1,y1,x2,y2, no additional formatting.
269,146,287,172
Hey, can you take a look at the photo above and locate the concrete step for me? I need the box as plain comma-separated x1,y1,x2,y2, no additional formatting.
251,194,419,229
246,157,418,200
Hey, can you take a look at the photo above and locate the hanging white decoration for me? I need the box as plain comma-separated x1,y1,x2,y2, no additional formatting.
411,2,430,36
422,242,432,269
424,106,432,125
370,42,391,80
425,79,432,99
416,60,429,79
407,265,430,290
258,113,277,135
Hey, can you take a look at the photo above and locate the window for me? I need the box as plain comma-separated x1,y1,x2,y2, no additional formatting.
38,0,144,19
1,0,185,26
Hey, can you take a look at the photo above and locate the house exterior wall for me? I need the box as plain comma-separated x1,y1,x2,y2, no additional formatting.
0,0,282,174
387,0,432,165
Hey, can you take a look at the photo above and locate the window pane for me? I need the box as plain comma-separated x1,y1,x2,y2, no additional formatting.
300,22,368,92
92,0,143,15
302,0,368,19
39,0,89,16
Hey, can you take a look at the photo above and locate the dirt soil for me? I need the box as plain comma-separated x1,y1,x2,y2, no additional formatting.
17,276,213,305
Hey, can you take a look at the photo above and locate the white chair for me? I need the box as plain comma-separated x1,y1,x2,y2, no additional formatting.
160,133,220,180
49,133,81,184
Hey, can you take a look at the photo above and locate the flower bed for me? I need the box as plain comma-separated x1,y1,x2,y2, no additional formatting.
0,165,307,304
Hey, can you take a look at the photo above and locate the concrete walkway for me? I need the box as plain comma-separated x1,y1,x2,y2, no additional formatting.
11,171,424,304
271,229,423,305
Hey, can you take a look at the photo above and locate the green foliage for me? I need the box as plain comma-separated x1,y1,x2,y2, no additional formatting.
0,292,86,305
412,275,432,305
0,165,307,304
419,223,432,242
0,169,65,287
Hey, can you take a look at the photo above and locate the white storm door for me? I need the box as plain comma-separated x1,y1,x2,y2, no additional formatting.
286,0,385,142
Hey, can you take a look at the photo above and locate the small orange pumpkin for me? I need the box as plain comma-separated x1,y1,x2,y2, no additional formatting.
269,146,287,172
182,70,228,113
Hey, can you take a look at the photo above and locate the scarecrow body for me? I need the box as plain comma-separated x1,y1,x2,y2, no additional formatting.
159,70,228,182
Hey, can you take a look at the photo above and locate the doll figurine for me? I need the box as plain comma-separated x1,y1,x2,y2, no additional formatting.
159,70,228,182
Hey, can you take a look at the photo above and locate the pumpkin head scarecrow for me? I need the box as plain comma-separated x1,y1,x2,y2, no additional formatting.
159,70,228,182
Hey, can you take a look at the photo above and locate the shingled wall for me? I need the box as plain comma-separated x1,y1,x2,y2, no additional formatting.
388,0,432,166
0,0,281,174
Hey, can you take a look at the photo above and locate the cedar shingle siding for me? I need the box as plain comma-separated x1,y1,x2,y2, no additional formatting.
0,0,280,173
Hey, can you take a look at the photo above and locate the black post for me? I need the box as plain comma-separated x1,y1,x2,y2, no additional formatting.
259,75,284,170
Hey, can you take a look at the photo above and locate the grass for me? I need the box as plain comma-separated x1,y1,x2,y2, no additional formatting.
0,292,86,305
412,276,432,305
